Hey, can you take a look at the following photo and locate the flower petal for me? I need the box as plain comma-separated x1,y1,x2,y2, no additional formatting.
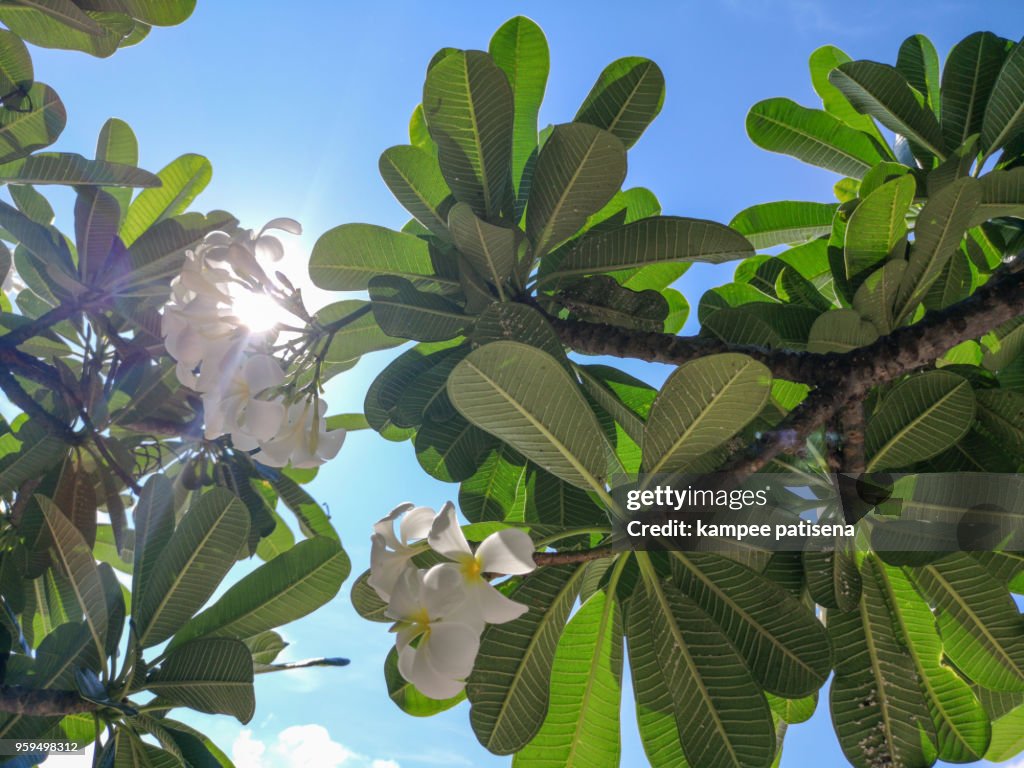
475,582,530,624
398,644,466,701
427,502,471,561
421,563,467,618
384,566,423,621
243,354,285,392
399,506,436,545
243,398,286,442
421,621,480,679
476,528,536,575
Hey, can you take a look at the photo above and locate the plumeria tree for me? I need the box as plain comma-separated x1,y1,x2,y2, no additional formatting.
0,3,357,766
1,7,1023,768
316,18,1024,768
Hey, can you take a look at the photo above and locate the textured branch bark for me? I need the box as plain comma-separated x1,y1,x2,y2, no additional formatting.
0,686,99,715
548,316,815,381
548,263,1024,388
533,546,615,566
719,265,1024,481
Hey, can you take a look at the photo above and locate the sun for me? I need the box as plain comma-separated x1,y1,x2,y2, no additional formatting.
230,289,293,333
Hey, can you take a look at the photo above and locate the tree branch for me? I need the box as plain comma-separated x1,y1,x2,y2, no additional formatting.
0,685,99,715
533,546,615,566
547,316,815,382
545,263,1024,388
718,265,1024,481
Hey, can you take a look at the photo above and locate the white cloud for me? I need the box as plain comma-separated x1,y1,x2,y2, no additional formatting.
232,725,399,768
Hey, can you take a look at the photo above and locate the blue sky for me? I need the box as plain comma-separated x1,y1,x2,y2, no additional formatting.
28,1,1024,766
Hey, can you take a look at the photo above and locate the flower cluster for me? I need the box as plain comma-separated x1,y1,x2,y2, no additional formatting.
161,219,344,468
369,502,536,699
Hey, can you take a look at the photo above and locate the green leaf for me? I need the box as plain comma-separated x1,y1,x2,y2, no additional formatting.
74,187,119,282
13,0,103,34
896,35,941,117
513,590,622,768
145,637,255,723
574,57,665,149
0,83,65,164
729,201,837,250
808,45,886,142
448,202,519,292
556,276,668,333
829,557,938,768
266,470,337,541
626,588,690,768
459,443,527,523
524,467,605,528
746,97,887,178
468,563,586,752
914,554,1024,692
117,1,196,26
312,299,405,380
829,60,946,159
122,210,237,288
0,428,66,495
986,702,1024,761
309,223,453,291
940,32,1010,149
134,488,249,648
169,537,348,649
633,565,776,768
95,117,138,220
806,309,879,353
0,6,122,57
974,167,1024,224
525,122,626,258
39,496,107,660
489,16,548,212
975,389,1024,453
120,153,211,246
423,49,513,219
541,216,752,287
981,39,1024,155
0,29,32,99
9,182,53,224
852,259,908,335
131,474,173,601
385,645,465,717
642,354,771,475
368,275,467,342
843,175,915,284
414,415,496,483
667,551,831,697
872,561,991,762
897,177,981,317
378,144,453,239
0,152,156,186
864,370,975,471
448,341,610,493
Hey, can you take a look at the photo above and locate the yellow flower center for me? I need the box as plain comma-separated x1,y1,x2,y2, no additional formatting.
461,556,483,581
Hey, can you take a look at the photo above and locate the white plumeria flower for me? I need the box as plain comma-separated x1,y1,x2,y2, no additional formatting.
203,353,286,449
387,566,479,700
202,218,301,287
255,397,345,469
368,503,439,601
427,505,536,631
2,264,25,295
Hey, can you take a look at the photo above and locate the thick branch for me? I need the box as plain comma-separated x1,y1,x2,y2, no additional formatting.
548,316,814,381
533,546,614,566
0,686,99,715
547,264,1024,388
